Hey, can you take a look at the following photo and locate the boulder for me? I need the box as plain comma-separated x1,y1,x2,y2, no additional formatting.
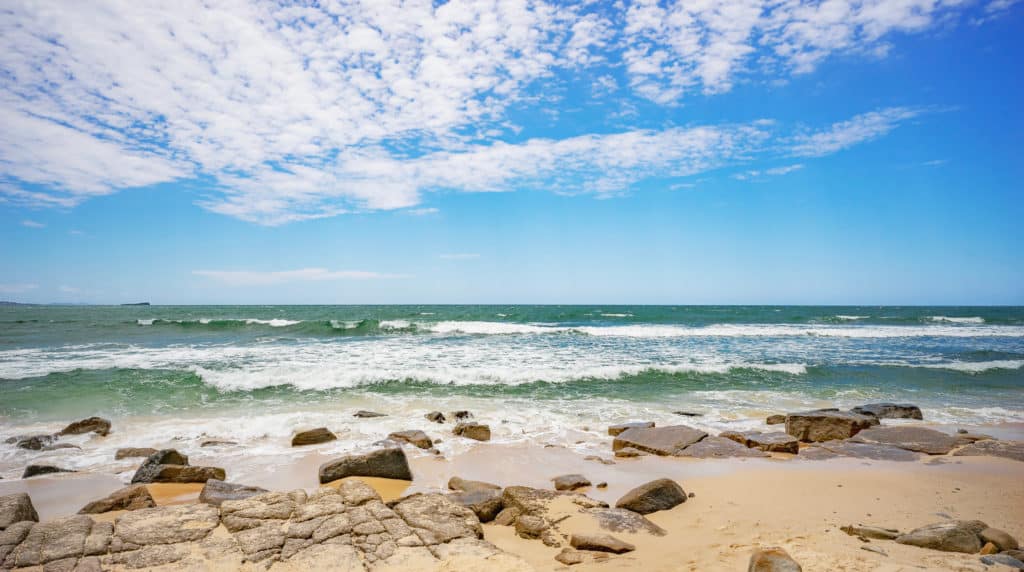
199,480,269,507
291,427,337,446
13,434,54,450
895,520,988,553
130,449,224,484
612,425,707,456
79,484,155,514
766,414,786,425
552,474,591,491
749,546,802,571
840,524,900,540
800,440,921,462
850,403,923,420
614,447,648,458
389,430,433,450
453,422,491,441
146,449,189,465
58,416,112,436
721,430,799,454
515,515,548,539
979,527,1019,551
569,533,635,554
953,440,1024,462
584,507,666,535
319,446,413,483
615,478,686,515
0,493,39,529
353,410,386,418
448,476,501,493
785,410,876,442
676,436,770,458
850,426,959,455
21,465,75,479
448,489,503,523
115,447,158,460
425,411,446,423
607,421,655,436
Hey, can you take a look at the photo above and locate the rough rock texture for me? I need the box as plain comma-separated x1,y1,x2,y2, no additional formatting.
850,403,923,420
453,423,491,442
766,414,786,425
448,477,501,493
78,485,155,514
785,411,878,442
450,411,473,421
58,417,112,437
615,478,686,515
895,520,988,553
613,447,648,458
850,426,959,455
552,474,590,491
979,527,1019,551
354,410,387,418
569,533,634,554
611,425,708,456
115,448,157,460
447,489,503,523
201,439,237,447
981,554,1024,569
0,494,38,530
607,422,654,437
585,508,666,535
749,546,803,571
12,435,54,451
800,440,921,462
388,430,433,450
130,449,225,484
555,547,609,566
721,431,800,454
676,436,770,459
425,411,446,424
199,480,269,507
840,524,900,540
22,465,74,479
514,515,547,539
292,427,337,447
319,447,413,483
953,439,1024,462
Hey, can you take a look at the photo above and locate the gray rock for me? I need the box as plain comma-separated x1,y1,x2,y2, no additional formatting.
136,464,226,483
319,446,413,483
115,447,158,460
840,524,900,540
785,410,877,442
388,430,432,449
291,427,337,446
145,449,189,465
748,546,803,571
954,433,995,445
448,476,501,493
552,474,591,491
353,410,387,418
425,411,446,423
615,478,686,515
199,480,269,507
953,440,1024,462
200,439,237,447
860,545,888,556
674,411,703,417
453,422,491,441
13,434,55,450
0,493,38,530
58,416,112,437
612,425,708,456
569,533,635,554
676,436,769,458
850,403,923,420
800,440,921,462
22,465,75,479
766,414,786,425
850,426,959,455
450,410,473,421
390,493,483,544
980,527,1019,551
607,421,655,436
895,520,988,553
515,515,548,539
447,489,503,523
614,446,648,458
981,553,1024,569
114,503,221,545
721,430,800,454
584,507,666,535
79,485,155,513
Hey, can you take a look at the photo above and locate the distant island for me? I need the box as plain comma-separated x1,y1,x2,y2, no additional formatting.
120,302,151,306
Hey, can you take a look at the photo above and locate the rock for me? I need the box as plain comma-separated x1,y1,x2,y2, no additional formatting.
130,449,225,484
676,435,770,458
353,410,387,418
614,447,648,458
514,514,548,539
596,482,607,488
388,430,433,450
850,426,959,455
840,524,900,540
425,411,446,423
954,433,995,445
319,446,413,483
448,489,503,522
980,527,1019,551
953,440,1024,462
1003,549,1024,561
291,427,337,446
607,421,655,436
800,440,921,462
450,410,473,421
58,416,112,436
198,480,269,506
115,503,221,545
555,547,607,565
79,484,155,514
612,425,708,456
494,507,520,526
585,507,666,535
115,447,158,460
981,542,1000,555
851,403,923,420
42,443,80,451
615,478,686,515
674,411,703,417
785,410,877,442
748,546,803,571
146,449,189,465
721,430,800,454
448,476,501,493
766,414,787,425
453,422,491,441
552,474,591,491
14,434,54,450
584,455,616,465
569,533,635,554
390,493,483,544
200,439,237,447
0,493,38,529
21,465,74,478
861,545,888,556
981,554,1024,568
895,520,988,553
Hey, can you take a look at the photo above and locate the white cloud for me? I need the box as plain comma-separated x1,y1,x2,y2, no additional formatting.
407,207,440,216
790,107,922,157
0,283,37,294
193,268,409,286
440,253,481,260
21,219,45,228
733,163,804,180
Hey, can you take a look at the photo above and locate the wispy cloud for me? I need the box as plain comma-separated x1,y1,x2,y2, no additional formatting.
21,220,45,228
193,268,409,286
0,283,37,294
439,253,481,260
406,207,439,216
790,108,923,157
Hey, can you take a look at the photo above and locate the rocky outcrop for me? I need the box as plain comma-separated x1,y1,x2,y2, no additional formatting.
58,416,112,437
21,465,74,479
199,480,269,507
850,403,923,420
354,410,387,418
115,447,157,460
612,425,707,456
850,426,958,455
569,533,635,554
607,421,654,436
895,520,988,553
720,431,799,454
784,410,876,442
675,436,769,458
552,474,590,491
130,449,226,484
388,430,433,450
79,485,155,514
748,546,802,571
953,439,1024,462
0,494,38,530
425,411,446,423
319,446,413,483
453,422,491,441
615,478,686,515
291,427,337,446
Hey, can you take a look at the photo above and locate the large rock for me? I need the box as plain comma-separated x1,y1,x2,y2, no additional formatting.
766,414,786,425
800,440,921,462
569,533,635,554
21,465,74,478
453,422,491,441
447,489,503,523
607,421,654,436
895,520,988,553
785,410,876,442
514,514,548,539
552,474,591,491
390,493,483,544
850,403,923,420
0,493,38,530
979,527,1019,551
131,449,225,484
676,436,769,458
612,425,708,456
291,427,337,446
389,430,433,450
199,480,269,507
319,446,413,483
749,546,802,571
58,416,112,437
615,478,686,515
79,484,155,514
721,430,799,454
850,426,958,455
953,439,1024,462
584,507,666,535
115,447,158,460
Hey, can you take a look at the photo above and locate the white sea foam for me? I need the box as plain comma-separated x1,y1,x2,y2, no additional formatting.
600,313,633,318
244,319,301,327
379,320,412,330
136,319,155,325
834,315,869,321
425,321,560,335
929,316,985,324
918,360,1024,373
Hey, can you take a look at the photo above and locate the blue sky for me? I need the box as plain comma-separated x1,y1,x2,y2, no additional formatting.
1,0,1022,305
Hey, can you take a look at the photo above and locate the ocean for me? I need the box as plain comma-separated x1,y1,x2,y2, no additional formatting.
2,305,1023,481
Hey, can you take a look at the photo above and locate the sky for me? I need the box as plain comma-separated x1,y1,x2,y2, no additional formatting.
1,0,1022,305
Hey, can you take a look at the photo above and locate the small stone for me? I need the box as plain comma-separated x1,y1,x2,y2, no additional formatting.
552,474,591,491
596,482,607,489
614,447,647,458
291,427,337,446
59,416,112,437
569,533,635,554
615,478,686,515
860,545,887,556
981,554,1024,569
515,515,548,539
840,524,900,540
748,546,802,571
388,430,433,450
353,410,387,418
674,411,703,417
14,434,55,450
450,410,473,421
425,411,446,423
583,455,615,465
980,542,999,555
555,547,585,565
766,414,786,425
22,464,75,478
200,439,237,447
453,422,491,441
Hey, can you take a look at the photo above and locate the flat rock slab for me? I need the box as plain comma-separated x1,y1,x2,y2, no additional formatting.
79,485,155,514
785,410,878,442
953,439,1024,462
896,520,988,553
850,403,923,420
607,421,654,436
721,431,799,454
676,436,769,459
388,430,433,450
612,425,708,456
319,446,413,483
801,440,922,462
851,426,959,455
552,474,591,491
199,480,269,507
569,533,635,554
